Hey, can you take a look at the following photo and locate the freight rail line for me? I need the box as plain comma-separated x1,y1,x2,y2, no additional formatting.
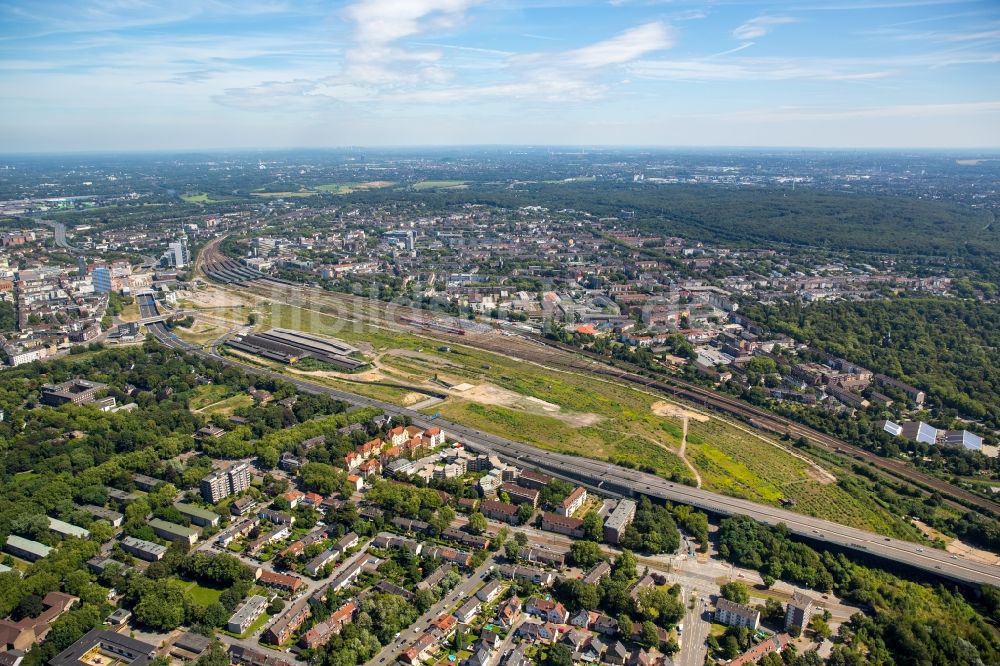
141,304,1000,588
196,239,997,514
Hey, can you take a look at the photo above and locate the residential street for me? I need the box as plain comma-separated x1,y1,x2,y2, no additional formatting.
365,553,498,666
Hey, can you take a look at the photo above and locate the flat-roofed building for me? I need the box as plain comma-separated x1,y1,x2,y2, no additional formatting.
47,629,156,666
47,517,89,539
228,596,268,634
785,592,815,632
40,380,107,407
5,535,52,562
603,499,636,545
169,631,211,662
173,503,220,528
200,463,252,504
120,537,167,561
149,519,198,546
131,475,159,492
227,645,293,666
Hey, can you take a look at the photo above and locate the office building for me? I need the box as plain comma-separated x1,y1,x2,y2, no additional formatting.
91,267,112,294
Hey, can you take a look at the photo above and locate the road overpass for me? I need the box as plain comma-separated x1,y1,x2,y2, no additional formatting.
142,316,1000,589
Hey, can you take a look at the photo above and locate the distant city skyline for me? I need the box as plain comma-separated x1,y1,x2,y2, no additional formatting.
2,0,999,152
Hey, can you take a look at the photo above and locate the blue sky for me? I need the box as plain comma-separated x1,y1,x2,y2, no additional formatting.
1,0,999,151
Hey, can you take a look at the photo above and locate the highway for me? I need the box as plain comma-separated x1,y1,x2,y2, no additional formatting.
198,234,995,516
41,219,80,253
138,298,1000,589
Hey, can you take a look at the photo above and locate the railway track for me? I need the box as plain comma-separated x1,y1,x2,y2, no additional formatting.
141,299,1000,588
196,239,998,515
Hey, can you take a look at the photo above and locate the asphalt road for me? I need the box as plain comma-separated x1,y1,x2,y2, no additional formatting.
143,315,1000,589
365,553,497,666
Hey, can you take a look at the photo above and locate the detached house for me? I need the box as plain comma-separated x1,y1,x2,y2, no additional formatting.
525,598,569,624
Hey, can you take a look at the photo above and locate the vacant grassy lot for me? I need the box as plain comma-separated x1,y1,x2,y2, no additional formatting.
180,192,220,203
316,181,396,194
188,384,233,410
180,579,223,605
200,393,254,417
412,180,468,190
242,298,915,535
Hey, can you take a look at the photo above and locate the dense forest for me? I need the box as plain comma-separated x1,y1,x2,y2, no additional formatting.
335,182,1000,263
745,297,1000,429
718,516,1000,666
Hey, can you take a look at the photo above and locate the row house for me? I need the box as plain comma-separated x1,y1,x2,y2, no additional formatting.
500,483,539,507
541,512,585,539
441,527,491,550
480,499,520,525
416,563,453,593
423,545,472,568
299,600,356,650
264,600,310,646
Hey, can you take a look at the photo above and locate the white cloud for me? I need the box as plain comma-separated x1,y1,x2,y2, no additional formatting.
732,16,800,40
562,21,675,68
630,56,891,82
344,0,478,46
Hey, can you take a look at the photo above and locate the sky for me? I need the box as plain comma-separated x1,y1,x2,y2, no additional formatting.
1,0,999,152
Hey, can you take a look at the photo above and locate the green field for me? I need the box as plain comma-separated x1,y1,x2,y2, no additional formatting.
181,579,224,605
245,297,917,535
316,181,397,194
188,384,234,410
250,190,318,198
412,180,467,190
180,192,220,204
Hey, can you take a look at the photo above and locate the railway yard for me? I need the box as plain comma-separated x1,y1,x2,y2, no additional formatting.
122,240,1000,590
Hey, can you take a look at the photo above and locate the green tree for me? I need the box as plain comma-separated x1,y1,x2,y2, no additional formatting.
612,550,637,582
545,643,573,666
720,581,750,605
582,511,603,542
467,512,488,535
202,602,229,628
640,620,660,649
569,541,604,568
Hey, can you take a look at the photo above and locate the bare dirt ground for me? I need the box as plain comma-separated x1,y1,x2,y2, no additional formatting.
401,392,429,406
912,519,1000,565
456,382,604,428
652,400,710,422
677,415,704,488
183,285,255,310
